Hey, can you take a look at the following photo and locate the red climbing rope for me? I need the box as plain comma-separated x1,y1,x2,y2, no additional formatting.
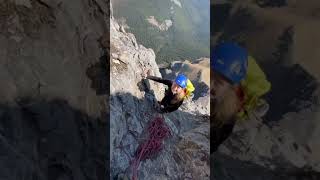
131,116,172,180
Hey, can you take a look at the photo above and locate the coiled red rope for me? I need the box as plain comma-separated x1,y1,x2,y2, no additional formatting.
131,116,172,180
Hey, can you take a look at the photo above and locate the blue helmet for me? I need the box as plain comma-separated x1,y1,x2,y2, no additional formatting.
175,74,187,88
211,42,248,84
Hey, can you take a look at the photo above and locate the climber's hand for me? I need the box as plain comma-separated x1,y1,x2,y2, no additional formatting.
141,70,147,79
142,69,152,79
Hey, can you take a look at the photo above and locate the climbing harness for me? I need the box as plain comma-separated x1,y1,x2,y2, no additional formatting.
130,116,172,180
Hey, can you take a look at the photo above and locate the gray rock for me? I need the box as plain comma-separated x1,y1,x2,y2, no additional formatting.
112,53,119,59
14,0,32,8
10,35,22,43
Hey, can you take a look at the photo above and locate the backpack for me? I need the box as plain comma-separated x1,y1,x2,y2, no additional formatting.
237,56,271,119
185,79,195,99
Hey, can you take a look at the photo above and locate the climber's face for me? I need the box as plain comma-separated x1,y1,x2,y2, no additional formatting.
211,71,232,100
171,82,184,95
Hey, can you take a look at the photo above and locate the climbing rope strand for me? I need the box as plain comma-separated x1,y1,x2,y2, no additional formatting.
131,117,171,180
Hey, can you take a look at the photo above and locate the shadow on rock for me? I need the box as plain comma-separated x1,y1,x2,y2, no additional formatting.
86,54,110,95
0,97,107,180
262,62,318,124
137,79,157,106
193,81,210,101
210,3,233,37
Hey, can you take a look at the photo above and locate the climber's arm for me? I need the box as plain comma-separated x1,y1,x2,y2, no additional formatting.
159,95,184,113
160,101,183,113
146,76,172,86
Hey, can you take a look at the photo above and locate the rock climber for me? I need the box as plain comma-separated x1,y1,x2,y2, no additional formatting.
211,42,271,153
144,72,195,113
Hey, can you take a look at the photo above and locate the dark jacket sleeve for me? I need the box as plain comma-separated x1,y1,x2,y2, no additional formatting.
160,100,183,113
146,76,172,86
